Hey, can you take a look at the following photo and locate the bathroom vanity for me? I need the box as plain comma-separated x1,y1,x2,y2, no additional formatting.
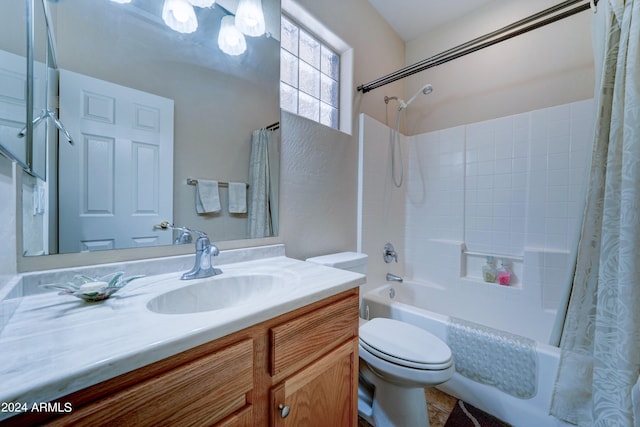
0,246,363,426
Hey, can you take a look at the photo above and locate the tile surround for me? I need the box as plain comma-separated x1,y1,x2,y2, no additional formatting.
360,99,594,341
403,99,594,329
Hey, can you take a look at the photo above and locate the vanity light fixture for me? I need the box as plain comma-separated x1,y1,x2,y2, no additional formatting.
218,15,247,56
110,0,132,3
162,0,198,34
187,0,217,7
235,0,265,37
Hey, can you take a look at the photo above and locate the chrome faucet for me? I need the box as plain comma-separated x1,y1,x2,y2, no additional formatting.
155,222,222,280
181,229,222,280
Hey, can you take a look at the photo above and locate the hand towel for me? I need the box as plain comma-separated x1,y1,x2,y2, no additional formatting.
228,182,247,214
196,180,221,214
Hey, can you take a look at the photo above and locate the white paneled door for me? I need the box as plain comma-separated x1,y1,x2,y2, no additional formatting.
58,69,174,253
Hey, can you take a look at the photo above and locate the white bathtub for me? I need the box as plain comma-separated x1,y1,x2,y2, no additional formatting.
361,282,573,427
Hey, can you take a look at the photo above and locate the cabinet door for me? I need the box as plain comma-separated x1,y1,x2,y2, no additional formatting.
270,339,358,427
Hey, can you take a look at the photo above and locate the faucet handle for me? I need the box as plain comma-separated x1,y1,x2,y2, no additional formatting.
383,243,398,264
209,244,220,257
189,228,209,240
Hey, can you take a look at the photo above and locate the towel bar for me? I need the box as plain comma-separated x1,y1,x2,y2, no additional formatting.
186,178,249,188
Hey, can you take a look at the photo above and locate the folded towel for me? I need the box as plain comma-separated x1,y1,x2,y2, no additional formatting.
228,182,247,214
196,180,221,214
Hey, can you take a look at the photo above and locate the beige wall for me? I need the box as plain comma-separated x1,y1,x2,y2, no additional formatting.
278,0,405,261
279,111,357,260
402,0,595,135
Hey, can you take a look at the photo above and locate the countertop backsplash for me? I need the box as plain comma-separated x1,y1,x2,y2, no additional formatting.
7,244,287,298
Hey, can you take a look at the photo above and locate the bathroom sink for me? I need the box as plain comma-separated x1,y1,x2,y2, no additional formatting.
147,273,287,314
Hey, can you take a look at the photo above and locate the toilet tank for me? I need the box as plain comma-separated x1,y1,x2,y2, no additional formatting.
306,252,368,275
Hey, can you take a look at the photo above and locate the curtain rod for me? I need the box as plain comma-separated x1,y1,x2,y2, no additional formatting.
357,0,597,93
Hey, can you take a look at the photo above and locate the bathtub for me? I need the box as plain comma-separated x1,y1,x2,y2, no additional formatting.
361,282,573,427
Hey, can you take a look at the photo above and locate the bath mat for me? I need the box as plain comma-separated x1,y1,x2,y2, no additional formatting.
446,317,537,399
444,400,512,427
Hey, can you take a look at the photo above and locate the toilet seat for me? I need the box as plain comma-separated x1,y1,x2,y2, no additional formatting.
359,318,453,371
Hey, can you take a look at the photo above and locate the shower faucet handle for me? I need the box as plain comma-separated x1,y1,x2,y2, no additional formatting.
383,243,398,263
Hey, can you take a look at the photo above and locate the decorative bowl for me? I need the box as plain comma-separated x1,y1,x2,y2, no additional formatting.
39,272,145,302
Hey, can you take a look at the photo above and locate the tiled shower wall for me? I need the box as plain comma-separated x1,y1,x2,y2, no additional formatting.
405,99,594,317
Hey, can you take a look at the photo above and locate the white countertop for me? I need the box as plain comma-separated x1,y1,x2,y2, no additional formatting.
0,255,364,420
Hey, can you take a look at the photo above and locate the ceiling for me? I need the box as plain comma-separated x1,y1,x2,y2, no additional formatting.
367,0,496,42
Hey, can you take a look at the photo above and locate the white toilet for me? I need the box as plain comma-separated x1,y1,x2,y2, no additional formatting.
306,252,455,427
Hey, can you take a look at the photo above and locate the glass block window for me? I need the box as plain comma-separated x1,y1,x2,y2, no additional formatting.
280,15,340,130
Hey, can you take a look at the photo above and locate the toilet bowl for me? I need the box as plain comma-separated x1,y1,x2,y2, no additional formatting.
358,317,454,427
306,252,455,427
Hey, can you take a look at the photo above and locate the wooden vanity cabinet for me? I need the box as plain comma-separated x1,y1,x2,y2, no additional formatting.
48,339,255,427
269,292,359,426
3,288,359,427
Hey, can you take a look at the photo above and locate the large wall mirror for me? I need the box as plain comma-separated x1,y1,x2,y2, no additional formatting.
4,0,281,262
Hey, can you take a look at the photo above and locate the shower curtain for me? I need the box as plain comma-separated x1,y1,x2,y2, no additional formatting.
248,128,277,238
551,1,640,425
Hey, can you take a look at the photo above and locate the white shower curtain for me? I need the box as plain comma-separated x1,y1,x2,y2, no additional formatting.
551,1,640,425
248,129,273,238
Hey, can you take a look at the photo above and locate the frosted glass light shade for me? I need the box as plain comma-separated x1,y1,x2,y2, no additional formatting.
188,0,216,7
110,0,132,3
218,15,247,56
235,0,265,37
162,0,198,34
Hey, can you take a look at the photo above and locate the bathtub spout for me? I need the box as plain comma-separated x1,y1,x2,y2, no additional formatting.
386,273,403,283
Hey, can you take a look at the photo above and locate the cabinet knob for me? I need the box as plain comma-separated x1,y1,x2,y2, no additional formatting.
278,403,290,418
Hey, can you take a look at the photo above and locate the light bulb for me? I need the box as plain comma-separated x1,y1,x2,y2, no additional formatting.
173,5,190,22
188,0,216,7
218,15,247,56
235,0,265,37
162,0,198,33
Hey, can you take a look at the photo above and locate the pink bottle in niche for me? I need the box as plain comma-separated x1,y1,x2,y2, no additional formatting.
497,259,511,285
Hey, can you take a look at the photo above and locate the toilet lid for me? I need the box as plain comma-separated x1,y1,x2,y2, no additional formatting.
359,318,452,370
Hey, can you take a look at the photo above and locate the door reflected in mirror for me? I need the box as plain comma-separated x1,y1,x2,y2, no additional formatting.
12,0,280,257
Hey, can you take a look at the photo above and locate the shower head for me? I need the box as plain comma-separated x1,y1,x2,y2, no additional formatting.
399,84,433,111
